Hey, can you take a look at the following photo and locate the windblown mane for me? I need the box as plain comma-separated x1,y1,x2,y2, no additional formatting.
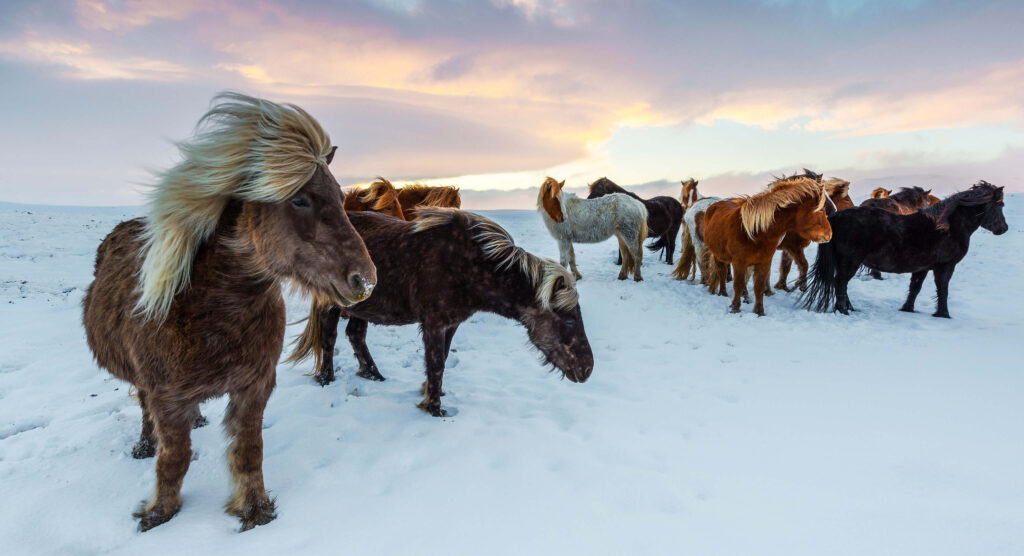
870,187,891,199
420,185,461,208
355,177,400,211
413,208,578,310
923,181,1001,231
737,177,826,238
823,178,850,198
138,92,332,319
770,168,823,186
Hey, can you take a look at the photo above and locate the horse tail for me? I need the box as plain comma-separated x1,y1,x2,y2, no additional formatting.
701,247,720,294
285,298,326,371
799,242,837,312
672,222,695,280
646,233,667,255
638,215,648,244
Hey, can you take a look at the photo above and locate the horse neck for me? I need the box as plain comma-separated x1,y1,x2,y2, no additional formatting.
189,201,278,312
947,203,984,237
474,264,536,321
760,203,802,239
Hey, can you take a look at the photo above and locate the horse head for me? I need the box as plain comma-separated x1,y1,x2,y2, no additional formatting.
538,177,566,223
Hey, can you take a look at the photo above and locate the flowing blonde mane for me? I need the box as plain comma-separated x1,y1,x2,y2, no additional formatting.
737,177,826,238
413,208,578,310
355,178,400,211
137,92,332,320
823,178,850,198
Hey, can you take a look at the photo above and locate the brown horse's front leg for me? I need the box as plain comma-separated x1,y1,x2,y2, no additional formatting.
774,251,793,292
417,326,448,417
132,389,157,459
314,305,342,386
347,318,384,381
729,263,745,313
134,401,193,531
224,380,276,531
752,263,770,316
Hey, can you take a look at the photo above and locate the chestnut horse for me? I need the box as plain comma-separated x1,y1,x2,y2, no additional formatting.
586,177,684,264
344,177,406,220
537,177,648,281
773,178,854,292
703,176,834,315
82,93,376,531
396,183,462,218
870,187,891,199
289,209,594,417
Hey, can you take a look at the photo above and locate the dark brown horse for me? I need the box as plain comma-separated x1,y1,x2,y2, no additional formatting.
860,186,936,279
289,209,594,417
82,93,376,531
773,178,854,292
396,183,462,218
344,177,406,220
587,177,684,264
703,176,834,315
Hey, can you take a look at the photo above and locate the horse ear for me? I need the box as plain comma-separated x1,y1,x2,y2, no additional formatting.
326,146,338,165
558,180,566,190
924,189,932,195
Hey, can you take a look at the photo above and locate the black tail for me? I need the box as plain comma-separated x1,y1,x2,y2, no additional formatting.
798,242,838,312
646,234,668,257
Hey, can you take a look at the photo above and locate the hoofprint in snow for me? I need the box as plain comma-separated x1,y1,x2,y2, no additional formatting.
1,200,1022,555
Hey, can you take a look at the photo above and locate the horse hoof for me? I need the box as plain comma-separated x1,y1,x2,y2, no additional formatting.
899,306,915,313
755,310,766,317
774,283,790,292
356,368,386,382
932,312,951,319
192,415,209,429
134,503,179,532
764,289,774,297
633,276,643,282
418,401,447,417
131,439,156,459
233,498,277,532
729,306,741,314
313,371,335,387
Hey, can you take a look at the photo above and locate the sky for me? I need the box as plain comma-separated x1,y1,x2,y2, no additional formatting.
1,0,1022,208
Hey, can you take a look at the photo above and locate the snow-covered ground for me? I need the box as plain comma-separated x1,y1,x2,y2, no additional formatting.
1,199,1022,556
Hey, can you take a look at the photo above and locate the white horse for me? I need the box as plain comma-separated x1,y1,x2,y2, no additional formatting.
672,178,720,283
537,177,648,281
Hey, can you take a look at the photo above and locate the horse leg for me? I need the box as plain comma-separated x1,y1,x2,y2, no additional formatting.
133,400,192,531
568,244,583,280
632,234,644,281
188,404,208,429
443,324,459,364
729,263,745,313
774,251,793,292
752,263,770,316
347,318,385,381
616,236,631,280
716,259,729,297
834,262,859,315
132,389,157,459
869,268,883,280
224,381,276,530
417,326,448,417
932,264,955,318
314,305,342,386
792,249,810,292
741,267,752,304
899,270,928,313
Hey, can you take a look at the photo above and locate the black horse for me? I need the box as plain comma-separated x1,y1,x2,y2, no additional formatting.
587,177,684,264
800,182,1007,318
288,209,594,417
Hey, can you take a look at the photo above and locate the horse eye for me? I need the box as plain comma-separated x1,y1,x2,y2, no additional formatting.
291,195,311,209
564,318,577,327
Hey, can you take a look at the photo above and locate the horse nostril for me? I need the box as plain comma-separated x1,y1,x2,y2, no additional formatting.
348,272,371,297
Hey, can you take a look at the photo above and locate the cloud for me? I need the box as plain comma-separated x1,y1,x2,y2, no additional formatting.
0,37,189,81
74,0,207,31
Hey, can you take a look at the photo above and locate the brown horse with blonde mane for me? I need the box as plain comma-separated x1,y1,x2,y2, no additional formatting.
344,177,406,220
82,93,376,531
703,176,834,315
773,178,854,292
397,183,462,218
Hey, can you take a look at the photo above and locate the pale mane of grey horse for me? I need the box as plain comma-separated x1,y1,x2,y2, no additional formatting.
538,190,648,281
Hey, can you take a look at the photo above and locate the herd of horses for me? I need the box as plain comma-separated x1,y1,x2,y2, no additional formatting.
81,93,1008,532
537,168,1007,318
